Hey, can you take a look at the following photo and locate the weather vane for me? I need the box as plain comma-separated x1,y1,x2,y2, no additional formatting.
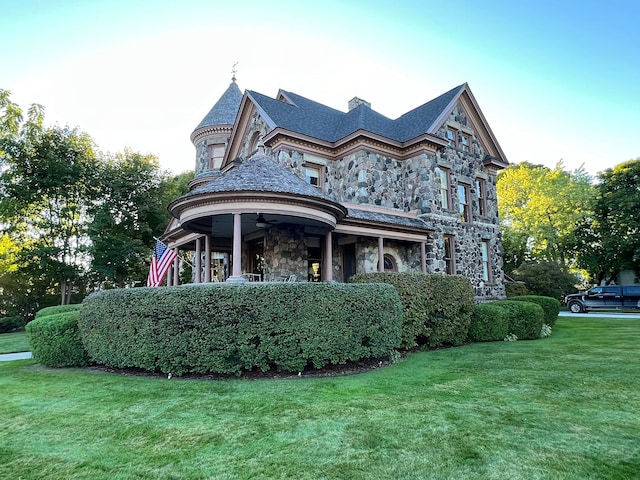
231,61,238,82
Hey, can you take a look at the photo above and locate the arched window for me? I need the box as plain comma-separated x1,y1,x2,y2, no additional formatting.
378,253,397,272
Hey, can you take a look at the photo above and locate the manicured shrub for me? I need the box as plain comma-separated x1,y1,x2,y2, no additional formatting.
26,311,91,367
468,303,509,342
350,272,475,349
0,315,28,333
509,295,561,327
35,304,81,319
78,282,403,376
505,281,528,297
490,300,545,340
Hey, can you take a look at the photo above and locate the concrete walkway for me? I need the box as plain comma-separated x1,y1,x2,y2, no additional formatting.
0,352,33,361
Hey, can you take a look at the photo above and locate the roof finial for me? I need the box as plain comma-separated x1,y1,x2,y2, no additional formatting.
231,61,238,83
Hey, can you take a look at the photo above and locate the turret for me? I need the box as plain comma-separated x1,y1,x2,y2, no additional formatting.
189,76,242,186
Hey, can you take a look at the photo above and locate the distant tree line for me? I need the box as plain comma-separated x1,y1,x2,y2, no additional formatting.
498,158,640,299
0,89,192,320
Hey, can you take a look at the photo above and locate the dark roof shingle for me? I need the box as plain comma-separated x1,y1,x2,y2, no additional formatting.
248,84,465,143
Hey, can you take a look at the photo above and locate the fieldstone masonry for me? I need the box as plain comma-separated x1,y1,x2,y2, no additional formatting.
260,104,505,299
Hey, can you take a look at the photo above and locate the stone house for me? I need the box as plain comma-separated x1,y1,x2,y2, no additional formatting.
163,77,509,300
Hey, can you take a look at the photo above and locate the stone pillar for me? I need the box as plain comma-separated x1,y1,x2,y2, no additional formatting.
227,213,246,282
173,252,180,285
194,236,202,283
378,237,384,272
420,241,427,273
324,230,333,282
204,235,211,283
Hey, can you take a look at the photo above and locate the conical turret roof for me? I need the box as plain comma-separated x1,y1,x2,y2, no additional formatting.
193,81,243,132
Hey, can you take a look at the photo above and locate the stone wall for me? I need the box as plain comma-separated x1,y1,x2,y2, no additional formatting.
242,100,505,298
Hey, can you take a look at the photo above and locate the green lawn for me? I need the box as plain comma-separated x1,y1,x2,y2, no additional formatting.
0,331,30,354
1,317,638,479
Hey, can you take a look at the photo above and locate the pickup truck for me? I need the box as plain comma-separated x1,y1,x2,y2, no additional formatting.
565,285,640,313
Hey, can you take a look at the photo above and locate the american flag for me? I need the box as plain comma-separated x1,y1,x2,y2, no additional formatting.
147,240,178,287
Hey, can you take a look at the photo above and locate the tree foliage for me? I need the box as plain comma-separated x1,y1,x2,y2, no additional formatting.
1,124,99,304
497,162,594,268
0,90,193,316
87,151,191,288
574,158,640,284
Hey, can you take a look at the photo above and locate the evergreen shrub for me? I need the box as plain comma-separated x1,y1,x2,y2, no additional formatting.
467,303,509,342
505,281,528,297
350,272,475,348
0,316,28,333
78,282,403,376
508,295,561,326
35,304,81,319
26,311,91,367
490,300,545,340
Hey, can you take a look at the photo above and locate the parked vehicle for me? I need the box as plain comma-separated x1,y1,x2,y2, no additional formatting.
565,285,640,313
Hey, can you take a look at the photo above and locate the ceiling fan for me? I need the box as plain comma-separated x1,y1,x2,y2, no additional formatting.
254,213,277,228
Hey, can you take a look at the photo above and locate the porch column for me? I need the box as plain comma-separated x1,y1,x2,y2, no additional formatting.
378,237,384,272
166,264,172,286
227,213,246,282
420,241,427,273
324,231,333,282
194,236,202,283
204,235,211,283
173,251,180,285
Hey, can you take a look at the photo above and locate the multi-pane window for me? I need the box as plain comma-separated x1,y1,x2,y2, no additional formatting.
459,133,471,153
446,128,456,148
481,241,491,282
437,168,450,209
475,178,487,216
444,235,455,274
207,144,225,169
458,184,471,222
305,164,321,188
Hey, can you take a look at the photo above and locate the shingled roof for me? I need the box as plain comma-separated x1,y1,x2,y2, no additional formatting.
180,153,343,206
194,81,243,131
246,84,465,144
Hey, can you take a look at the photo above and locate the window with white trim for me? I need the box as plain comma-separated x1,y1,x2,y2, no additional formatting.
437,167,451,210
481,240,492,282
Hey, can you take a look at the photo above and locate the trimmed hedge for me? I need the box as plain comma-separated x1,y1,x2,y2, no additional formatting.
35,304,81,319
509,295,561,326
490,300,545,340
467,303,509,342
350,273,475,349
78,282,403,376
25,310,91,367
0,315,28,333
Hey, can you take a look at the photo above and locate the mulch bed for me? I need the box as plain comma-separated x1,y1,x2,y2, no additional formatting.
87,355,402,381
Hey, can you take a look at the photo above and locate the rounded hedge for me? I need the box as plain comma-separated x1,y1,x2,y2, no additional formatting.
467,303,509,342
490,300,545,340
35,304,81,319
78,282,403,376
26,310,91,367
508,295,561,326
350,272,475,349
